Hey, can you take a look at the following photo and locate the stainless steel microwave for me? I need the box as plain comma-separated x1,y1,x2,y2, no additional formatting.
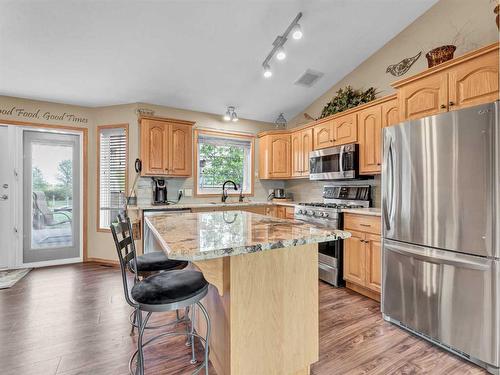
309,144,358,180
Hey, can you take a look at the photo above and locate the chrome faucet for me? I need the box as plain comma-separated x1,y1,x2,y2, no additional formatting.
221,180,238,202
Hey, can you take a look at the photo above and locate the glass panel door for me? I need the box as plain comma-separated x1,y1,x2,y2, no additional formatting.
23,130,80,263
0,126,10,269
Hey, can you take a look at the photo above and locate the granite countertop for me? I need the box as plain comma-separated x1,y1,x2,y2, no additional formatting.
128,200,297,211
145,211,351,261
341,207,382,217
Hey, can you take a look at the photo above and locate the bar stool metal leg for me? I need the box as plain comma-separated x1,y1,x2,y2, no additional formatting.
130,308,138,336
190,306,197,364
197,302,211,375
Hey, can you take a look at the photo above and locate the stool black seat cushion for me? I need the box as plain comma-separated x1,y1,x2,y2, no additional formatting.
131,270,208,305
134,252,188,273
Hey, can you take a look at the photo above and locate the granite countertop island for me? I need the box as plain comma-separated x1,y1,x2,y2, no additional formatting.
144,210,350,261
144,210,350,375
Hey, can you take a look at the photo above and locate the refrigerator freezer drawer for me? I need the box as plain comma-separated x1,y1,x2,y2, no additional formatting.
382,239,500,368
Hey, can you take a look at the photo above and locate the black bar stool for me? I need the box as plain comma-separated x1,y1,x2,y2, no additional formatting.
111,216,211,375
116,214,189,334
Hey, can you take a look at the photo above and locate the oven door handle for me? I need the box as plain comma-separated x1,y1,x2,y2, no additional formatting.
339,145,345,177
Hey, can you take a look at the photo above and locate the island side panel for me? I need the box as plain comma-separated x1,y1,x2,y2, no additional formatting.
230,243,319,375
192,258,231,375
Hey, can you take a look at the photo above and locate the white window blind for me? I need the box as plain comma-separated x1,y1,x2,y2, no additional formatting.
99,127,127,229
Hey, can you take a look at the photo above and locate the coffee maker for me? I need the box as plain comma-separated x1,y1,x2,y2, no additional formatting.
152,178,168,205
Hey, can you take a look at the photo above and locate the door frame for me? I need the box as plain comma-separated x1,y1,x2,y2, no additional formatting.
0,119,88,267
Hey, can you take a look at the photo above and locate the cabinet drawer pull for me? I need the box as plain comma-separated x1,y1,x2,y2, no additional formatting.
359,223,371,227
449,101,455,106
440,104,446,109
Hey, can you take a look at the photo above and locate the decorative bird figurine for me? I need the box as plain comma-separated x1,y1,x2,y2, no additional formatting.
386,51,422,77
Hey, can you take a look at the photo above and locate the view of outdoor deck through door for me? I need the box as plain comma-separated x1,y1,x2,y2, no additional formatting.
23,130,81,263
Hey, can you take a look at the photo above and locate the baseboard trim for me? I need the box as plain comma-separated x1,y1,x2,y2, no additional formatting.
86,258,119,266
346,281,381,302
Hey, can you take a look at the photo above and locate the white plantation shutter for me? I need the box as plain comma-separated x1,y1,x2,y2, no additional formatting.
99,127,127,229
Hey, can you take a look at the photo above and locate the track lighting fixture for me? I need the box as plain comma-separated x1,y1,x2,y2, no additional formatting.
261,12,303,78
223,106,238,122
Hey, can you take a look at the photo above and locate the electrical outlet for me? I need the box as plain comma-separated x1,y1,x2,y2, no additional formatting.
184,188,193,197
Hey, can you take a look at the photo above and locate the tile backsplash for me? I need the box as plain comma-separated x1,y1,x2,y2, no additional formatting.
134,174,380,208
134,176,284,206
284,176,381,208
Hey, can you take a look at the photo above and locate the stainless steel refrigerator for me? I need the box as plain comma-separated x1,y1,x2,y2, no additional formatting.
381,101,500,374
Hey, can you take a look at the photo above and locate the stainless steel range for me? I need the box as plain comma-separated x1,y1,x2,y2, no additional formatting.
294,185,371,286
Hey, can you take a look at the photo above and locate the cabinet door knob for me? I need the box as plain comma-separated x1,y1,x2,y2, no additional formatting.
440,104,447,109
449,101,455,106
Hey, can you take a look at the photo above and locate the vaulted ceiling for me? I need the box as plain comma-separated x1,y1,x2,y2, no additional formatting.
0,0,437,122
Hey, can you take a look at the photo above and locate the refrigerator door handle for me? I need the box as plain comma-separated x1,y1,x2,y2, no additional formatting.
382,137,393,231
339,145,345,177
386,242,491,271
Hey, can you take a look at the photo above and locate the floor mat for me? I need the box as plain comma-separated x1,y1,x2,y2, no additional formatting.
0,268,32,289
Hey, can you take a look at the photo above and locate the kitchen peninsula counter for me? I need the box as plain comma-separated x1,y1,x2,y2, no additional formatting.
144,211,350,375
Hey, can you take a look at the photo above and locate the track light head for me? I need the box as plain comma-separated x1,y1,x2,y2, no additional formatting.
276,46,286,61
263,64,272,78
292,23,303,40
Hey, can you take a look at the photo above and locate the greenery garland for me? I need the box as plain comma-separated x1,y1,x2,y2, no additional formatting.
319,86,377,119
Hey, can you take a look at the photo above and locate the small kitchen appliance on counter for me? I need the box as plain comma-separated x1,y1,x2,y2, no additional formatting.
294,185,371,286
152,178,168,205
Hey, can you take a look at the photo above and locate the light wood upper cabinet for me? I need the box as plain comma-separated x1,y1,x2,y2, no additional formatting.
358,105,382,175
394,42,499,121
448,48,499,110
291,131,302,177
169,123,192,176
381,97,400,127
301,128,313,176
270,135,291,178
343,230,366,286
333,113,357,145
365,234,381,293
291,128,313,177
140,117,194,177
398,72,448,120
259,134,291,179
313,120,335,150
141,119,169,176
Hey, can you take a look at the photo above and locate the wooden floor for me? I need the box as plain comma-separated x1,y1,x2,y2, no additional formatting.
0,262,486,375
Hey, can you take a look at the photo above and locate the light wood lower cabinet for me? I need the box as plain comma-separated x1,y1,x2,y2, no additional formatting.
343,213,381,300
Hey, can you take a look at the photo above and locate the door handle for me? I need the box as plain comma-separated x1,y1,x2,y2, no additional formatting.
339,145,345,176
386,243,490,271
382,136,393,231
